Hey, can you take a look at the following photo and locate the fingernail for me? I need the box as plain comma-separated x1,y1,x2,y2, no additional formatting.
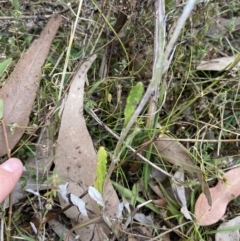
1,158,22,172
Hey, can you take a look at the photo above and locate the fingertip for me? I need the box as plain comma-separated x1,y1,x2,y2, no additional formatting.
1,158,23,173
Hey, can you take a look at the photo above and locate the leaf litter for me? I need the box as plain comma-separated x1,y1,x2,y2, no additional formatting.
154,134,212,206
0,14,62,156
54,55,119,240
195,166,240,226
215,216,240,241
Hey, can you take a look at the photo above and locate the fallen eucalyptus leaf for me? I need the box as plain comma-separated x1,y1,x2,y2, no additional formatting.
55,55,119,240
195,167,240,226
0,99,4,119
154,134,212,206
154,134,201,175
26,122,54,173
0,14,62,156
197,55,240,71
206,17,240,39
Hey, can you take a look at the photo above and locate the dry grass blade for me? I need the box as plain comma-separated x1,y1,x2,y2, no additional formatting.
0,14,62,156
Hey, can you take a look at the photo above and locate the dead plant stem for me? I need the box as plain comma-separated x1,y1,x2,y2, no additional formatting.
112,0,198,164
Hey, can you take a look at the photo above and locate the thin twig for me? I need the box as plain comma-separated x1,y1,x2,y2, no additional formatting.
148,221,191,241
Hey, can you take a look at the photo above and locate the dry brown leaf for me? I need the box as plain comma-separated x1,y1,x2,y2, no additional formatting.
154,134,212,206
154,134,200,175
195,167,240,226
27,123,54,173
197,55,240,71
206,17,240,39
55,55,119,240
0,14,62,156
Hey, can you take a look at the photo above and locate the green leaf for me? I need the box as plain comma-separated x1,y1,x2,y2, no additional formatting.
94,147,107,194
112,181,160,214
0,99,4,120
0,58,12,76
124,82,144,127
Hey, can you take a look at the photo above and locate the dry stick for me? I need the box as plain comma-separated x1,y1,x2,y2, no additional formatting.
141,0,166,192
146,0,165,129
148,221,191,241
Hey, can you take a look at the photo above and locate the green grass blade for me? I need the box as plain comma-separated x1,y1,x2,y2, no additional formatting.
112,181,160,214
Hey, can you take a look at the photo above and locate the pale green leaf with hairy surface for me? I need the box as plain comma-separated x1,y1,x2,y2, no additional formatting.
94,146,107,194
124,82,144,127
0,58,12,76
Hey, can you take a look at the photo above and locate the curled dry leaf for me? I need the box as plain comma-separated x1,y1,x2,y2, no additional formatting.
55,55,119,240
195,167,240,226
172,170,192,220
0,14,62,156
